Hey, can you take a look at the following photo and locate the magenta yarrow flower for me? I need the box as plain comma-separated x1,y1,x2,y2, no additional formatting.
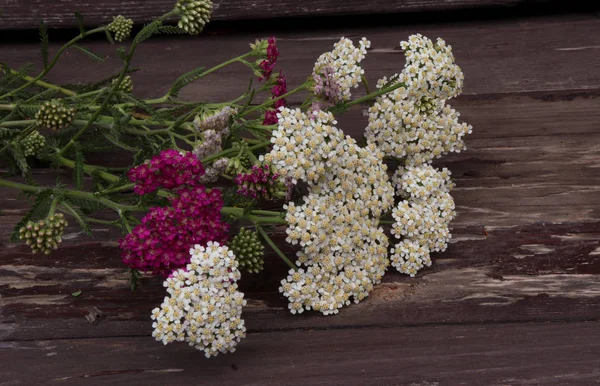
263,71,287,125
128,150,205,195
258,37,279,81
120,186,229,276
234,164,281,199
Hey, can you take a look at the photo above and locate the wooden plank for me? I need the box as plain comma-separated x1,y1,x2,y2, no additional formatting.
2,220,599,341
1,321,599,385
0,0,556,30
1,14,599,99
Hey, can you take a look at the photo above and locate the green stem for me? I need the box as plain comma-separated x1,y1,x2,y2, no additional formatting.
0,120,34,128
86,217,120,226
247,214,287,225
0,178,139,212
250,209,284,216
100,183,135,195
361,74,371,95
201,140,271,164
240,83,309,117
344,82,406,109
58,12,176,157
47,197,59,217
256,225,297,270
6,68,76,97
221,206,245,218
67,89,105,100
0,27,106,100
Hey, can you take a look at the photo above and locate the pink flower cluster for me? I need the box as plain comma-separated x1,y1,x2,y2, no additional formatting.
128,150,205,195
120,186,228,276
263,72,288,125
234,164,281,199
259,37,279,81
121,149,228,276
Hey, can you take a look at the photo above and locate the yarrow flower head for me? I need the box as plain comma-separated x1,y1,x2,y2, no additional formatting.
312,37,370,103
19,213,68,255
107,15,133,42
390,165,456,276
365,85,472,165
151,242,246,358
400,34,464,100
193,106,236,134
199,157,229,183
234,163,282,199
112,75,133,94
35,99,75,131
262,107,395,315
22,130,46,157
256,37,279,81
263,71,287,125
120,186,229,275
128,149,205,195
176,0,213,35
229,228,265,274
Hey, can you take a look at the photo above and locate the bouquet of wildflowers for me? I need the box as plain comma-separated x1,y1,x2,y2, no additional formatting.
0,0,472,358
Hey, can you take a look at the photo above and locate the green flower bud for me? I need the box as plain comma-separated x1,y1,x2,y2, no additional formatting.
19,213,68,255
226,157,243,175
108,15,134,42
112,75,133,94
21,130,46,157
229,228,265,274
35,99,76,131
176,0,213,35
249,39,269,57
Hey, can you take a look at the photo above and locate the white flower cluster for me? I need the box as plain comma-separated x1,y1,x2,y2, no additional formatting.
390,165,456,276
312,37,370,103
151,242,247,358
365,34,472,166
365,86,472,166
262,107,394,315
401,34,464,100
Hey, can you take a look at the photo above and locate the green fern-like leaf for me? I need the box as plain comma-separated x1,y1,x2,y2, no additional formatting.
157,26,187,35
39,21,49,70
72,45,106,63
10,189,54,242
0,128,19,140
60,201,91,235
169,66,206,97
74,143,85,189
116,47,127,61
135,20,162,44
64,196,105,213
102,131,137,152
7,142,30,177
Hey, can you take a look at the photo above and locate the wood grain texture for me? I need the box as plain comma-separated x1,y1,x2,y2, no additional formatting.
2,14,600,100
0,13,600,384
2,322,600,385
0,0,550,30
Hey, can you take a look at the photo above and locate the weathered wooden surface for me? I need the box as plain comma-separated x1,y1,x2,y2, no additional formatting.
2,322,600,385
0,0,558,30
1,11,600,384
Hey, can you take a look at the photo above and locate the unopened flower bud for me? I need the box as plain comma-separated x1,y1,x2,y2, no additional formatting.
108,15,134,42
35,99,75,131
176,0,213,35
229,228,265,273
19,213,68,255
112,75,133,94
22,130,46,157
